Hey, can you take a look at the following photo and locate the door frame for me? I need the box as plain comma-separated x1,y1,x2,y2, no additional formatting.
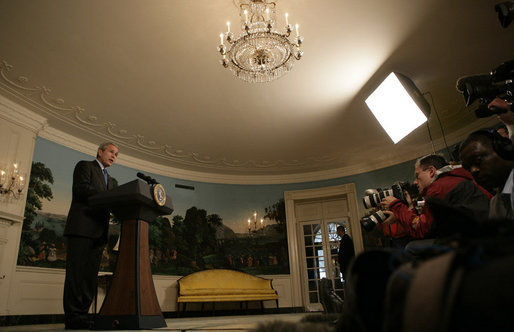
297,218,347,310
284,183,363,309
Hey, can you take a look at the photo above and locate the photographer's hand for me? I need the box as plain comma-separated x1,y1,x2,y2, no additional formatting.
382,210,398,225
380,196,398,210
490,98,514,124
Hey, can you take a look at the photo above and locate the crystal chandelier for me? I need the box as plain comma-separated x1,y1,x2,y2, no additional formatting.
218,0,303,83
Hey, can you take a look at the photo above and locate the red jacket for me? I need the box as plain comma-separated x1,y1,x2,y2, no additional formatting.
377,221,410,238
389,167,492,239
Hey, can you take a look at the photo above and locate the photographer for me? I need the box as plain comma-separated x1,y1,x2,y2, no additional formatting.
380,154,492,239
460,129,514,220
376,210,412,248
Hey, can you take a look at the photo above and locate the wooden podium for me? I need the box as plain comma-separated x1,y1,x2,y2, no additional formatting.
89,179,173,330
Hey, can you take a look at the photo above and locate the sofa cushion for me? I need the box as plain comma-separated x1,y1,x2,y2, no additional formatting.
177,269,279,304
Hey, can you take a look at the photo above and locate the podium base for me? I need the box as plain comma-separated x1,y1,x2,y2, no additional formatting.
92,314,166,330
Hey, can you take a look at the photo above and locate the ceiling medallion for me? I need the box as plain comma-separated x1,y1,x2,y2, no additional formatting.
218,0,303,83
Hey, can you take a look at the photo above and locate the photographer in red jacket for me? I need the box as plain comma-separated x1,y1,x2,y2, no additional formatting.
380,154,492,239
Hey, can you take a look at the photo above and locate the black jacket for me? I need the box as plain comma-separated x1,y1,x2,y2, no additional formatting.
338,234,355,278
64,160,114,241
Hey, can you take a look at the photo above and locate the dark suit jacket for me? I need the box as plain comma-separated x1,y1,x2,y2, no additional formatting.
64,160,114,241
338,234,355,278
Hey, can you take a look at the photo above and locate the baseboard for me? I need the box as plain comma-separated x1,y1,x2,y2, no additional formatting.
0,308,305,326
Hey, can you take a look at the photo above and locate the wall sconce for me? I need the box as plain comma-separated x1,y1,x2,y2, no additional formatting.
247,211,264,234
0,163,26,199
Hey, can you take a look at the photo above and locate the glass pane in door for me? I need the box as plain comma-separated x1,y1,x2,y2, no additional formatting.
302,223,324,304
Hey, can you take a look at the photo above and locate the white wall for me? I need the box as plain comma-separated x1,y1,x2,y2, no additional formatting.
0,95,47,315
0,97,298,316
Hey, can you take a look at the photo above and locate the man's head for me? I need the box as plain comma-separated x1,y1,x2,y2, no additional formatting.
336,226,345,237
414,154,448,193
460,130,514,190
97,142,119,168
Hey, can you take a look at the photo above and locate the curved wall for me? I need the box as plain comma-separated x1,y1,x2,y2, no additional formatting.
0,95,498,316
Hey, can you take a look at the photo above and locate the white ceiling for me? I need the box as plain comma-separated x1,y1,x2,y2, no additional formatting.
0,0,512,182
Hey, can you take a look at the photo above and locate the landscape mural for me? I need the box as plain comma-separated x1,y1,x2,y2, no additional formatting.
17,138,291,276
17,137,431,276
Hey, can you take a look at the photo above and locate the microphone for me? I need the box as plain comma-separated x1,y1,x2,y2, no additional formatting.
137,172,158,185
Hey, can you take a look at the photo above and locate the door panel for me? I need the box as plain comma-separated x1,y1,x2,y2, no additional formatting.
299,219,348,309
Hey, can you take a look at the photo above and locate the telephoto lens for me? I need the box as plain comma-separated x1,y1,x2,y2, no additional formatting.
362,189,393,209
360,210,387,231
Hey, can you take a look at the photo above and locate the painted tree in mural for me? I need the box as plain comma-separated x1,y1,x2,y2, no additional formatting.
149,216,173,249
264,198,286,232
170,207,222,271
18,162,54,265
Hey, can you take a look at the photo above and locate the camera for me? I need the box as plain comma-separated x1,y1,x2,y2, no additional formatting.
360,182,409,232
360,210,388,232
362,182,408,209
456,59,514,118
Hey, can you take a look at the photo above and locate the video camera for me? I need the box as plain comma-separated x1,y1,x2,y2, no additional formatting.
456,59,514,118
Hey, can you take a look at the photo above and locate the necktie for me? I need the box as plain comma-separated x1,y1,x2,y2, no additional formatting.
103,169,108,188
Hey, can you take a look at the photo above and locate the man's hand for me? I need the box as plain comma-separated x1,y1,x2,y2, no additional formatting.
380,196,398,210
489,97,514,124
381,210,398,225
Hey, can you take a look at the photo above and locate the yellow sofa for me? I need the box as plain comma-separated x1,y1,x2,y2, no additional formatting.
177,269,279,312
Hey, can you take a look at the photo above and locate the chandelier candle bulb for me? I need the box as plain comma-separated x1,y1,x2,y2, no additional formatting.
295,23,299,37
285,12,289,25
18,176,24,190
244,10,248,23
265,8,270,21
226,21,231,33
220,33,224,45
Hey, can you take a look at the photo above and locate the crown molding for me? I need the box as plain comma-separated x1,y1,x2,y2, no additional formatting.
0,60,341,175
0,60,498,184
38,117,495,185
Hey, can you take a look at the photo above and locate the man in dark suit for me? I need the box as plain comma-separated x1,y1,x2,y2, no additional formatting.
63,142,118,329
337,225,355,282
